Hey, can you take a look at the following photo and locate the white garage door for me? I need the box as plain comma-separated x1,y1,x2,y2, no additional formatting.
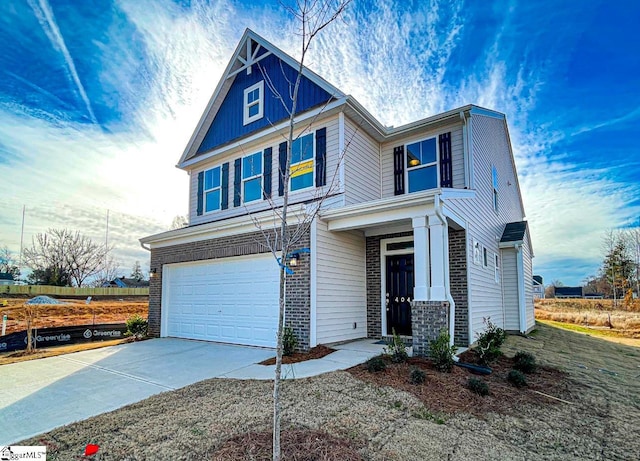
162,254,279,347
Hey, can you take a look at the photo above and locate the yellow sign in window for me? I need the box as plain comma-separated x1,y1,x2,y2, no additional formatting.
290,160,313,178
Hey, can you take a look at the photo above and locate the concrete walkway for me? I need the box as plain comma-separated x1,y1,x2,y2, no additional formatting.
0,338,385,445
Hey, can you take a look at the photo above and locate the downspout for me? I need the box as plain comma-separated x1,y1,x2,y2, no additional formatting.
140,242,150,251
516,243,526,334
434,195,456,347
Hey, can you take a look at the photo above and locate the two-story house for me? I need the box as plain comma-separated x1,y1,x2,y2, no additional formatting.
140,29,534,355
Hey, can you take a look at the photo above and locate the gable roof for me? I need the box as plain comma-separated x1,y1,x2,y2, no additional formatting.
178,29,346,166
555,286,583,297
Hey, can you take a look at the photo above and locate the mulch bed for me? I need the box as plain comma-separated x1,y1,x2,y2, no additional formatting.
259,345,336,365
348,351,572,417
211,429,363,461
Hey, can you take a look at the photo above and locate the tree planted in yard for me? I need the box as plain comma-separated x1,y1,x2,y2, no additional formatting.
23,228,110,287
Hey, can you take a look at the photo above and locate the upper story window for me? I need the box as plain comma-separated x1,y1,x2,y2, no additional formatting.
492,166,499,212
494,253,500,283
204,166,221,212
243,81,264,125
406,137,438,193
242,152,262,203
290,133,314,191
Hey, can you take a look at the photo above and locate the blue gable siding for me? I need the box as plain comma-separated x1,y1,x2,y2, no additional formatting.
196,53,333,154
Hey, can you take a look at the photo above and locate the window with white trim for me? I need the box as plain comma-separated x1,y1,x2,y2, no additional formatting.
483,247,488,268
494,253,500,283
290,133,314,191
204,166,221,212
406,137,438,193
243,81,264,125
492,166,499,212
242,152,262,203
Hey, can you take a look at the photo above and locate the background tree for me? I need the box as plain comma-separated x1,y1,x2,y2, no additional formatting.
23,228,110,287
601,229,634,305
0,245,21,279
91,255,121,287
27,266,71,286
170,215,188,229
130,261,144,281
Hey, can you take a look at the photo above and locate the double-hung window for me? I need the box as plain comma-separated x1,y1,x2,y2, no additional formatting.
243,81,264,125
406,137,438,192
290,133,314,191
494,254,500,283
204,166,221,212
242,152,262,203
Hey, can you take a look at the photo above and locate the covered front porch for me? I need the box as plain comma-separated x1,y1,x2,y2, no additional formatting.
321,190,472,355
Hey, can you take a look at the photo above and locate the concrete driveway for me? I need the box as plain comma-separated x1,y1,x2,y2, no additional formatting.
0,338,274,445
0,338,384,445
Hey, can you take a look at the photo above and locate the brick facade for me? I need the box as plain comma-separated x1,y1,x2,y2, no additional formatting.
411,301,449,357
365,231,413,339
148,227,311,351
449,228,469,346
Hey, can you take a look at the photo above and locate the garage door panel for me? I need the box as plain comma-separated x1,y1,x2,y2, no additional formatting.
163,254,279,347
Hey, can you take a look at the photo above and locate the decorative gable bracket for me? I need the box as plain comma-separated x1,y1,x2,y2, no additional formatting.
228,37,272,79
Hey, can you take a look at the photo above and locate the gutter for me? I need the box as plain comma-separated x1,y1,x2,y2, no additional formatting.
140,242,151,252
434,195,456,347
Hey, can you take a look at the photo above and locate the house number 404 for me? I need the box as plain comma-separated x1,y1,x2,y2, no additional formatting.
394,297,410,303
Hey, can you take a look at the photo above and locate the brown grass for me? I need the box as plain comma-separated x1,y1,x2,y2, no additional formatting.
0,339,130,366
0,297,148,335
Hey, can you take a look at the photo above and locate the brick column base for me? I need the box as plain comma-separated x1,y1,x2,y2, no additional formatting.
411,301,450,357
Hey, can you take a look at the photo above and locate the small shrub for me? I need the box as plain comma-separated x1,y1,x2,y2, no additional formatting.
507,369,527,388
125,315,148,340
513,351,537,373
429,329,457,372
384,329,408,363
366,356,387,373
282,327,298,356
467,377,489,396
476,317,506,365
410,367,426,384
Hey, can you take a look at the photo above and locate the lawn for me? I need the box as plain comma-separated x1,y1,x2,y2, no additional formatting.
20,323,640,460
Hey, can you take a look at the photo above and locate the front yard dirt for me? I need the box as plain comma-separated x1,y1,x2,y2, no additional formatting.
21,323,640,460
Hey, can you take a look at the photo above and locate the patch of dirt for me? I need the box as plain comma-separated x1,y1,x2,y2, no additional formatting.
211,429,363,461
347,352,572,417
259,345,335,365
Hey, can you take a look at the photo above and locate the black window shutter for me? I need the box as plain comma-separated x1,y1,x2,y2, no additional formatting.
263,148,272,199
393,146,405,195
315,127,327,187
439,132,453,188
221,162,229,209
278,141,287,196
196,171,204,215
233,158,242,207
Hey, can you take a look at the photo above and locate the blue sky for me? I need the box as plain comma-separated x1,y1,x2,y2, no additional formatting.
0,0,638,285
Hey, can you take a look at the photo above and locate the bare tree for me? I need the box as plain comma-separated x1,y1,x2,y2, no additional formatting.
23,229,110,287
92,255,121,287
248,2,353,459
0,245,21,279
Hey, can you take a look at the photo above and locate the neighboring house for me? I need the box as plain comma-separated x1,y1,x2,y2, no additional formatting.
140,29,534,354
555,286,583,299
532,275,544,300
102,277,149,288
0,272,14,286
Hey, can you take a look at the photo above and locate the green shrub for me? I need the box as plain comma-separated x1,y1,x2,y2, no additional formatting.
507,369,528,388
366,356,387,373
384,329,408,363
410,367,426,384
467,377,489,396
513,351,537,373
125,315,148,340
282,327,298,356
429,329,457,372
476,317,506,365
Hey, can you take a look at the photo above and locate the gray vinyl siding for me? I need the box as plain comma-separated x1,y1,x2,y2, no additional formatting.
380,123,465,198
344,116,381,205
314,218,367,344
189,115,341,226
522,232,535,331
501,248,519,330
444,114,526,339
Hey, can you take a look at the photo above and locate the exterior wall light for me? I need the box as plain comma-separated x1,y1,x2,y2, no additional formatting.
149,268,157,278
288,253,299,267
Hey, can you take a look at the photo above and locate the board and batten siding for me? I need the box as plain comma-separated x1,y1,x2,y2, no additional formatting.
343,116,381,205
189,114,342,226
501,248,519,330
314,218,367,344
380,123,465,198
444,114,527,339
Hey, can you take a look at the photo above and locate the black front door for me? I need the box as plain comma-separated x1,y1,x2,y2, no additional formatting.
386,254,414,336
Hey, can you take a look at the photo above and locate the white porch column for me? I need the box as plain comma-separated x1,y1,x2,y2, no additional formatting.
412,216,430,301
428,215,447,301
